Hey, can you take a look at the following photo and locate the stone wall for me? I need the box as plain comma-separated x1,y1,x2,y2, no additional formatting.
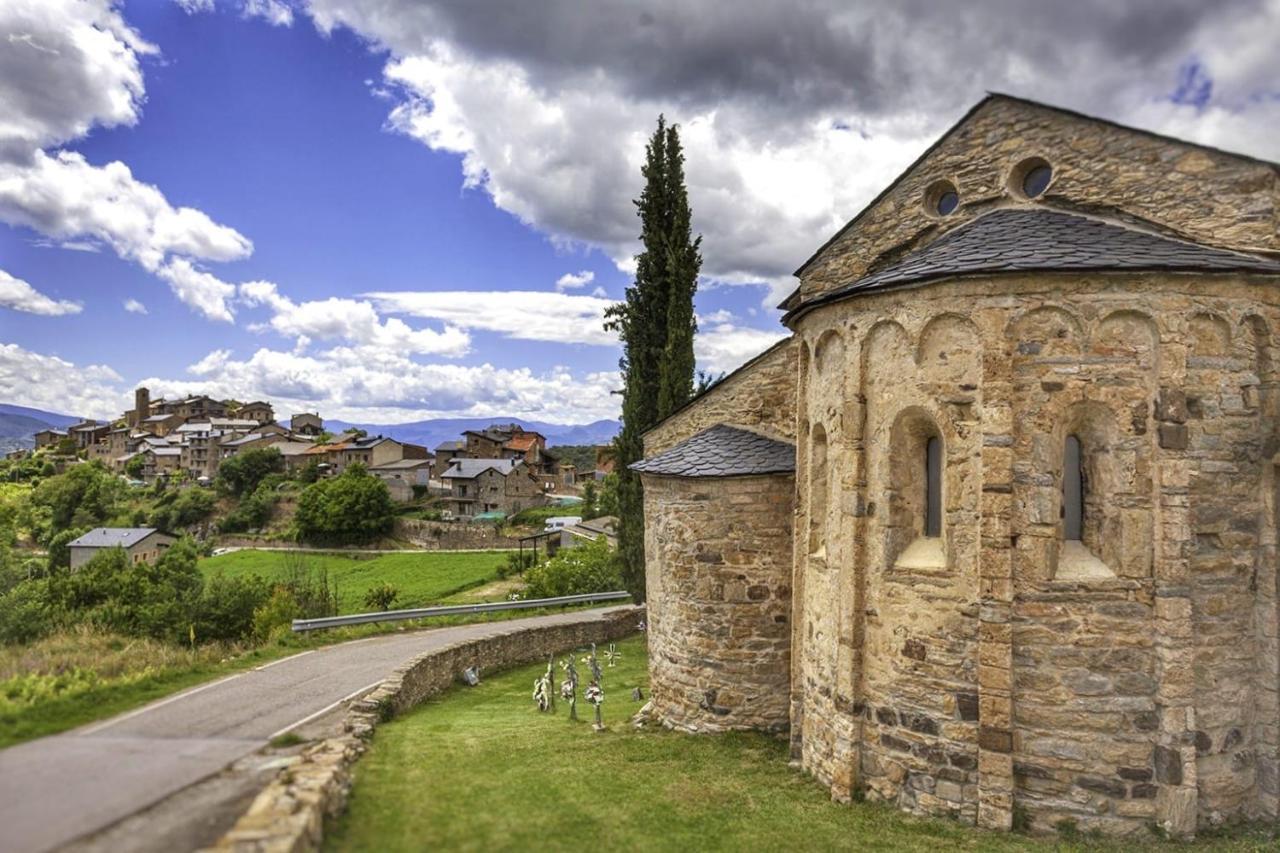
787,271,1280,836
642,472,793,733
209,607,643,852
645,337,797,456
798,97,1279,302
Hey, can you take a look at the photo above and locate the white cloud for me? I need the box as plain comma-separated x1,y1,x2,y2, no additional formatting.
0,268,81,316
694,322,789,376
155,258,238,322
239,281,472,356
243,0,294,27
590,286,607,298
172,0,215,13
364,289,620,347
188,348,231,375
0,342,126,418
554,270,594,292
123,297,147,314
0,0,154,160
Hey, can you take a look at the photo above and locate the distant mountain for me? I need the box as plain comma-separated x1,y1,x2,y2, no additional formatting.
0,403,81,453
324,417,620,450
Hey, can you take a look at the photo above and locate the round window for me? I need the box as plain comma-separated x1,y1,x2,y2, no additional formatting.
924,180,960,217
1022,165,1052,198
1010,157,1053,200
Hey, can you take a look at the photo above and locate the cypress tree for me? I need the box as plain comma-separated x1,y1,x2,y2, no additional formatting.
605,116,702,602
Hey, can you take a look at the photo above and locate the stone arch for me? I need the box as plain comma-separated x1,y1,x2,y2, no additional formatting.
1093,309,1160,368
916,313,983,384
1008,305,1083,360
862,320,913,379
1189,312,1231,358
813,328,845,376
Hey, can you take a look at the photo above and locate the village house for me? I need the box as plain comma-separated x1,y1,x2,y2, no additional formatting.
32,428,67,449
369,458,434,502
290,412,323,436
67,527,175,570
68,420,109,449
432,440,465,478
441,458,545,519
632,94,1280,839
138,413,183,437
236,401,275,425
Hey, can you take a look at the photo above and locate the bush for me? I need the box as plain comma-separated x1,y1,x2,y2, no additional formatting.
252,586,301,641
296,461,322,484
123,454,146,479
294,464,394,545
0,580,51,644
216,448,285,498
150,487,216,534
218,482,278,533
498,550,537,579
276,554,340,618
29,462,122,538
45,526,88,574
508,505,568,528
363,582,399,611
522,536,621,598
195,573,271,643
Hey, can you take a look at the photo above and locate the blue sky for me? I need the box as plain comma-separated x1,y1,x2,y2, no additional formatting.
1,1,1277,423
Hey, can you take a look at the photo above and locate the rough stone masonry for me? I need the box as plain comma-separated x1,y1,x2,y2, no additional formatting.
634,93,1280,838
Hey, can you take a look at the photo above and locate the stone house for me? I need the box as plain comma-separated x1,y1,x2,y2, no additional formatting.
68,527,175,570
138,413,183,436
441,458,545,518
290,412,323,436
69,420,109,449
433,440,465,479
33,428,67,449
370,458,433,502
633,94,1280,838
237,401,275,425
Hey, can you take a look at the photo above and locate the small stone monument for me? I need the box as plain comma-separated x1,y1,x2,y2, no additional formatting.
585,681,605,731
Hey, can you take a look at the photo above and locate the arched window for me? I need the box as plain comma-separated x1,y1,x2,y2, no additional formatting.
1063,434,1083,541
924,436,942,537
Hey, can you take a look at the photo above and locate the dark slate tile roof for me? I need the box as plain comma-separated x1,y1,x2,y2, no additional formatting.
68,527,162,549
630,424,795,478
818,208,1280,303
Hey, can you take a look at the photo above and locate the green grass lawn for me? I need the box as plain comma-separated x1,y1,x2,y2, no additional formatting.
326,636,1276,853
200,549,512,613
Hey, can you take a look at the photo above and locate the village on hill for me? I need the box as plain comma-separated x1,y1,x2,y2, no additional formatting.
16,386,616,520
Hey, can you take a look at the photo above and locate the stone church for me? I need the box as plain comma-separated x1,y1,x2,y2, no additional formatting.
631,94,1280,837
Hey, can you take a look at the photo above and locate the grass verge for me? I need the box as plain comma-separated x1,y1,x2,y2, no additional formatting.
0,603,629,750
199,549,512,612
326,636,1276,853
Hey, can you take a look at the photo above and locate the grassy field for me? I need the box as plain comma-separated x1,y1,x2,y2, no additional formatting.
327,637,1276,853
200,549,512,613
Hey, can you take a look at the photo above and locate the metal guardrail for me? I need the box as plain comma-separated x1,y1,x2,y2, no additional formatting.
291,590,632,632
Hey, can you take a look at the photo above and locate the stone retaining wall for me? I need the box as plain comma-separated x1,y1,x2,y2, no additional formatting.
207,606,643,852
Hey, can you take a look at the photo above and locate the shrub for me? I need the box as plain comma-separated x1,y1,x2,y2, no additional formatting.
123,454,146,479
218,482,278,533
0,580,52,645
29,462,122,537
294,464,394,545
363,582,399,611
45,526,88,574
252,586,301,641
296,461,322,484
522,536,622,599
216,448,285,498
150,488,216,533
276,554,340,618
499,550,537,579
508,506,568,528
194,573,271,643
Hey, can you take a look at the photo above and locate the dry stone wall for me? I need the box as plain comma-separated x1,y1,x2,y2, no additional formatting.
786,271,1280,836
642,473,793,733
798,97,1279,302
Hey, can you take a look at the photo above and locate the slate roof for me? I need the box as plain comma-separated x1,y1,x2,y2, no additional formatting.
68,527,163,549
808,208,1280,307
441,458,519,479
630,424,795,478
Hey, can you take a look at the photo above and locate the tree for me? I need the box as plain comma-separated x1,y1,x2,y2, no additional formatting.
603,115,702,602
216,447,284,497
124,454,146,479
580,479,599,520
29,462,123,539
294,464,395,544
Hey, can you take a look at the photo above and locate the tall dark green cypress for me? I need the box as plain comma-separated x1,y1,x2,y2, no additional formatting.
605,116,701,602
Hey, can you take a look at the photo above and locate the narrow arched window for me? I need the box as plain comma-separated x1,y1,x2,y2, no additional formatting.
809,426,828,555
1063,435,1083,541
924,435,942,537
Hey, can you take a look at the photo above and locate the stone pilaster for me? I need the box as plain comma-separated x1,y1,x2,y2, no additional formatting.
977,371,1016,830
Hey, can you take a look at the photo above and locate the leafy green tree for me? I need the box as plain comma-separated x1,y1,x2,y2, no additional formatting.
150,488,216,533
580,479,599,520
296,460,322,484
294,464,394,544
522,536,622,598
29,462,122,538
195,573,271,642
124,454,146,479
216,448,284,497
45,526,88,574
604,116,701,603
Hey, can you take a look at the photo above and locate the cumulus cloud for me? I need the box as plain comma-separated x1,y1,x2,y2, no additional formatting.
365,289,620,346
0,342,126,418
695,321,789,376
123,297,147,314
243,0,294,27
0,0,254,320
239,280,472,356
554,270,594,292
0,268,81,316
304,0,1280,302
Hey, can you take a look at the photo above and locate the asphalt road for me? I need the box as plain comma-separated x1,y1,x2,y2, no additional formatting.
0,608,634,853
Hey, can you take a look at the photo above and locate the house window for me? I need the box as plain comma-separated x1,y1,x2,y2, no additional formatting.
924,436,942,537
1062,434,1083,540
808,425,828,556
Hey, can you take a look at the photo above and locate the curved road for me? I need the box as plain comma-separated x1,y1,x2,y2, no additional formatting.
0,608,634,853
